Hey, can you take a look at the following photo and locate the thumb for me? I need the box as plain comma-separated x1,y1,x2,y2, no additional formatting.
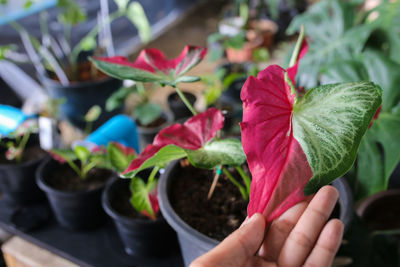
191,213,266,267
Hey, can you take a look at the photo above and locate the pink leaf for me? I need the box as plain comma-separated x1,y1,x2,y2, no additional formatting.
240,65,313,224
94,45,207,77
123,108,224,173
141,188,160,220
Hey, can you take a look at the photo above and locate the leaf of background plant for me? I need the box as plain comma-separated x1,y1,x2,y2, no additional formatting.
123,145,186,178
85,105,102,122
108,142,136,172
57,0,86,25
130,177,155,219
126,2,151,43
134,102,162,126
186,139,246,169
287,0,375,88
106,86,134,111
80,36,97,51
74,146,91,163
356,113,400,199
114,0,129,11
49,149,77,163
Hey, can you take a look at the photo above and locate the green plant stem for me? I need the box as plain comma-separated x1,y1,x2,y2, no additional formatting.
222,167,248,201
15,132,30,163
235,166,251,195
174,85,197,116
70,9,124,68
67,161,82,178
81,161,97,179
148,166,160,184
289,25,305,68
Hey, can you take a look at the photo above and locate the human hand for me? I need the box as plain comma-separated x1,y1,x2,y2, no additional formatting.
191,185,344,267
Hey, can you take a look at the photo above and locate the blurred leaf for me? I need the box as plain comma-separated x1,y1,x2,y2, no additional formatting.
85,105,102,122
133,102,161,126
57,0,87,25
252,47,270,62
224,31,246,49
108,142,136,172
80,36,96,51
126,2,151,43
114,0,128,11
130,177,155,219
74,145,91,163
106,86,134,112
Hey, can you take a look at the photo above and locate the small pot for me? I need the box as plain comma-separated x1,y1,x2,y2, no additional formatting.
41,74,123,130
357,189,400,236
226,35,263,63
159,161,353,266
36,158,114,229
0,135,47,205
248,19,278,48
167,92,197,120
102,178,178,257
136,111,173,152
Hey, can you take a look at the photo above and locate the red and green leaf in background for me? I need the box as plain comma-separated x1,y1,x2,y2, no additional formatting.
90,45,207,86
241,38,382,224
122,108,246,178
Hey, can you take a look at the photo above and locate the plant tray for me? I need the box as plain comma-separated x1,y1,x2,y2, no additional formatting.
0,200,183,267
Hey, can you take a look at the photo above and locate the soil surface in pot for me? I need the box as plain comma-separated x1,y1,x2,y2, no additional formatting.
0,146,46,165
170,162,248,241
136,116,166,128
45,164,111,192
110,181,157,220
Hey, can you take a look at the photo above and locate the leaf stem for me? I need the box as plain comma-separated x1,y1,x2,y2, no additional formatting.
174,85,197,116
235,166,251,195
289,25,305,68
16,132,30,163
222,167,248,201
148,166,160,184
207,166,222,200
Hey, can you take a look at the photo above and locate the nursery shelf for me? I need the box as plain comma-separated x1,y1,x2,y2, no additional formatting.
0,200,183,267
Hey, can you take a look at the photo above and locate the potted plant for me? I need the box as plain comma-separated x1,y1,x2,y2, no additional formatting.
90,28,380,261
2,0,151,129
101,142,177,257
106,81,174,151
36,143,115,229
0,121,47,205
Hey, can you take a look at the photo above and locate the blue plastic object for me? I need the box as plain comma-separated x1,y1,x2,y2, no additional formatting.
0,105,35,135
85,115,139,153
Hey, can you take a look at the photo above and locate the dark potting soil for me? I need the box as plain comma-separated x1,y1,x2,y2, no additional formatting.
0,146,46,165
137,116,167,128
110,181,156,220
45,164,111,192
170,162,248,241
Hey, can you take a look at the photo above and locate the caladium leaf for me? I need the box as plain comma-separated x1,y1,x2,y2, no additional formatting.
50,148,77,163
90,45,207,86
108,142,137,173
122,108,245,177
241,65,382,223
133,102,162,126
186,139,246,169
130,177,159,220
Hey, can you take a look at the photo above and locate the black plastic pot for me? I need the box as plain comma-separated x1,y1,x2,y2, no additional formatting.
36,158,113,229
167,92,197,120
136,111,173,152
0,135,47,205
41,75,123,130
159,160,353,266
102,178,178,257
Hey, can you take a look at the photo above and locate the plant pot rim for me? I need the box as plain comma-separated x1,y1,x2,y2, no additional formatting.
356,188,400,218
102,177,165,226
0,152,48,170
158,160,219,249
40,73,118,90
135,110,174,134
36,157,114,197
167,91,197,101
